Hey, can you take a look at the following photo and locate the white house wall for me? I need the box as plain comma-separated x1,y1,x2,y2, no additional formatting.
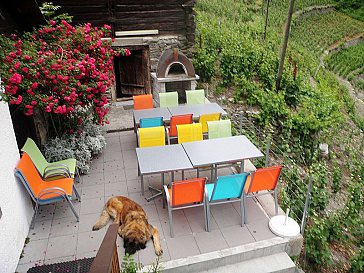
0,102,33,273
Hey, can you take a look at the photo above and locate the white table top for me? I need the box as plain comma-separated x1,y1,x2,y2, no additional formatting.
133,108,172,125
136,144,193,175
168,103,227,119
182,135,264,167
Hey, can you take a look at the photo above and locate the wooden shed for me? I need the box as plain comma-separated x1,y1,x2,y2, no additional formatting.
41,0,196,100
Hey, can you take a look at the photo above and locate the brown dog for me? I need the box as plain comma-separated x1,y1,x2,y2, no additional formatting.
92,196,163,256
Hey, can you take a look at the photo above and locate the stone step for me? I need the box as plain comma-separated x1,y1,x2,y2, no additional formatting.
145,237,293,273
196,252,296,273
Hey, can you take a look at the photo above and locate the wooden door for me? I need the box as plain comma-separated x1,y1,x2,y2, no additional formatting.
114,46,151,98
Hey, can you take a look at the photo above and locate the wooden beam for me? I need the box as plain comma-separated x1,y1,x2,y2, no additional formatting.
115,29,159,37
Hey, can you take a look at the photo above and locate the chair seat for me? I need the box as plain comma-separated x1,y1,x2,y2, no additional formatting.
205,183,214,201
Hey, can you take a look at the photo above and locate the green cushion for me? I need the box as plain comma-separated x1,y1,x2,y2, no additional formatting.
21,138,77,176
186,89,205,105
159,92,178,107
207,119,232,139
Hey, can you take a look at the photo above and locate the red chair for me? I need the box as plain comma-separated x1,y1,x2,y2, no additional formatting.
243,165,283,223
166,114,193,143
133,94,153,110
164,177,208,237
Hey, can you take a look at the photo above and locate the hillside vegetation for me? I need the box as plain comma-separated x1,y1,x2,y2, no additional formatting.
194,0,364,272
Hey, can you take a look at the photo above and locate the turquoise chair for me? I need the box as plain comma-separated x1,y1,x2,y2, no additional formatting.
205,173,249,231
159,92,179,107
186,89,205,105
207,119,232,139
140,116,163,128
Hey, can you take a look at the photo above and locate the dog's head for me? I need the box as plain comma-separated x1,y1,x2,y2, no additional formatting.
122,212,149,255
123,229,148,255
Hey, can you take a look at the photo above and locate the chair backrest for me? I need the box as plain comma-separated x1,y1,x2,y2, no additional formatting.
245,165,283,194
171,177,206,206
207,119,232,139
169,114,193,137
138,126,166,148
177,123,203,144
15,153,73,200
159,92,178,108
186,89,205,105
21,138,48,174
210,173,249,201
198,112,222,133
133,94,153,110
140,116,163,128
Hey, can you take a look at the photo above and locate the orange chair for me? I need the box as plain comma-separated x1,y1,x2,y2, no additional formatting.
133,94,153,110
164,177,208,237
15,153,80,228
167,114,193,143
243,165,283,224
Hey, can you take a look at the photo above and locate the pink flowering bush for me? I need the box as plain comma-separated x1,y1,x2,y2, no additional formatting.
0,20,127,134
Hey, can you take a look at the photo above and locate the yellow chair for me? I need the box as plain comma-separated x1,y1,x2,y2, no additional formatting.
137,126,167,148
198,112,222,133
177,123,203,144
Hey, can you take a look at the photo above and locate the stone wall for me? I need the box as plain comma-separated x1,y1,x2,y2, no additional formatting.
113,34,191,72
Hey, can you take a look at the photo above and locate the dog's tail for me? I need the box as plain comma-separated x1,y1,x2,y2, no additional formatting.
92,209,110,231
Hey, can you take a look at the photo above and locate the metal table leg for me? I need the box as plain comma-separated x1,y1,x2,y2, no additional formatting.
146,173,163,202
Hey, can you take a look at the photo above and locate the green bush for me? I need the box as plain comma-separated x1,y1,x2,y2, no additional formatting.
305,216,331,266
43,120,106,174
350,246,364,272
193,48,216,82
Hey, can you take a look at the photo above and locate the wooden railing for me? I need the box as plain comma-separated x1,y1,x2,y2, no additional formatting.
89,224,120,273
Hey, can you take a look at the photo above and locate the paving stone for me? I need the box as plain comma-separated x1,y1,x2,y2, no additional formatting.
18,238,48,264
27,220,52,240
53,200,81,220
210,203,241,228
81,183,105,199
104,169,127,183
165,234,200,260
246,218,277,242
160,210,192,238
104,181,128,197
194,229,229,253
80,197,105,215
49,217,79,238
220,225,255,247
76,229,106,255
45,234,77,260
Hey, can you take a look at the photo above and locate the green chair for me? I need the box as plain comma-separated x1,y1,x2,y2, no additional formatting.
159,92,179,107
186,89,206,105
207,119,232,139
21,138,78,181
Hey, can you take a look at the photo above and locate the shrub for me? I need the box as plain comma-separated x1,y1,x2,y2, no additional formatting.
43,119,106,174
350,246,364,273
305,216,331,266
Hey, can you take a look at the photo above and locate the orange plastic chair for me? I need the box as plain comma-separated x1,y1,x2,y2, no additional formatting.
176,123,203,144
167,114,193,143
243,165,283,224
198,112,222,133
133,94,153,110
164,177,208,237
15,153,80,228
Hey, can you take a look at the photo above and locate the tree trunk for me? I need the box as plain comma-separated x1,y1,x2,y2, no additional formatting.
33,108,49,147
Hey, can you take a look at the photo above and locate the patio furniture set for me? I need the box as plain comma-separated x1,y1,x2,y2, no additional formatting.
133,90,284,238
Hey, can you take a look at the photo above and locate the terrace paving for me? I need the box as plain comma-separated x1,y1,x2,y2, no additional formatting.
16,130,277,273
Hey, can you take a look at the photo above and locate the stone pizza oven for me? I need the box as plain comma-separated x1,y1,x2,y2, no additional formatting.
151,48,199,104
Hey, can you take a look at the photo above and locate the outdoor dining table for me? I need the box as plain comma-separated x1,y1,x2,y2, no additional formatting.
168,102,228,120
181,135,264,180
133,107,172,130
136,144,193,201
